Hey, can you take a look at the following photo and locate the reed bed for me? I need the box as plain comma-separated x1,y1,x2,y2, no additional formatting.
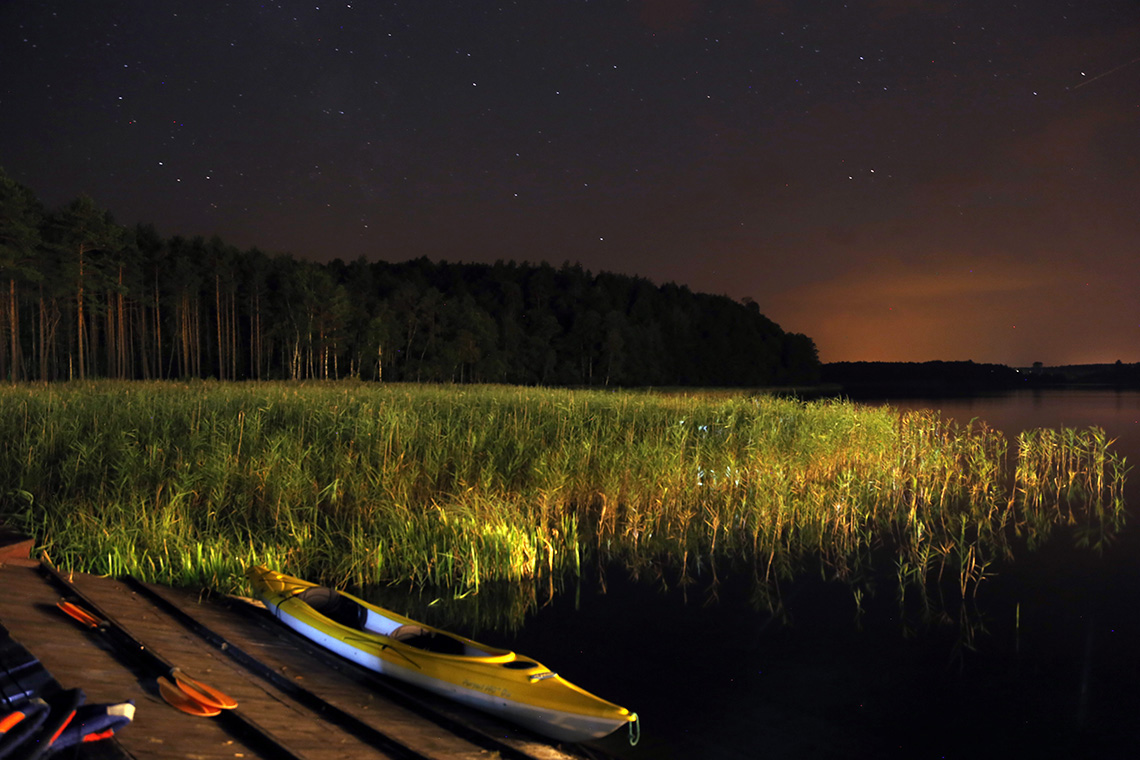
0,381,1128,603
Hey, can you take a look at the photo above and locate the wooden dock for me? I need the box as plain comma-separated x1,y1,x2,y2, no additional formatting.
0,560,602,760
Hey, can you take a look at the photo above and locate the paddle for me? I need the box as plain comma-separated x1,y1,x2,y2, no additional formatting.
54,594,238,715
41,565,311,760
56,600,100,629
156,677,220,717
170,668,238,711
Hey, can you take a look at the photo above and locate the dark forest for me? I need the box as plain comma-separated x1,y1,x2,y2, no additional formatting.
1,169,820,386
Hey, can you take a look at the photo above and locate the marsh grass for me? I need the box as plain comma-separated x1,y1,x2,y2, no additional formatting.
0,381,1128,609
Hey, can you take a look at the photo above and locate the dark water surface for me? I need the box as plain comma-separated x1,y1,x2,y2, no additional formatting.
394,390,1140,758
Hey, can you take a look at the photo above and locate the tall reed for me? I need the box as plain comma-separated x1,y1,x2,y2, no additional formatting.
0,381,1127,603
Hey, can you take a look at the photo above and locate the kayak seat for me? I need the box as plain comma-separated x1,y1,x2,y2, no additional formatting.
389,624,432,641
297,587,367,630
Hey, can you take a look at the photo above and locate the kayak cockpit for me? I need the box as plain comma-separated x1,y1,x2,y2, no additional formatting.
294,586,493,656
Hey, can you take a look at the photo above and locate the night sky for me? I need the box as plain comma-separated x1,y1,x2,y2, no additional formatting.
2,1,1137,366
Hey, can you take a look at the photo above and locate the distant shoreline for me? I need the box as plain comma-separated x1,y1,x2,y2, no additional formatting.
819,360,1140,399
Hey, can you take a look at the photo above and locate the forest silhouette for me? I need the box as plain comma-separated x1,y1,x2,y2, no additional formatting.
1,169,820,386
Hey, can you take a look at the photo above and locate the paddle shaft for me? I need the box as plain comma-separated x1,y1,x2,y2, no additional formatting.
37,563,310,760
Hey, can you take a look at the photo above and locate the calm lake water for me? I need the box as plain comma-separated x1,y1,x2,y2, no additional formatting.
386,390,1140,758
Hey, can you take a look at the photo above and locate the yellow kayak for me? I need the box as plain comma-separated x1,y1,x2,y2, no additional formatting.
246,566,638,743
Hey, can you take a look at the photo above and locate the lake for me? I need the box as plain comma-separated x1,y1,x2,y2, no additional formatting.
480,389,1140,758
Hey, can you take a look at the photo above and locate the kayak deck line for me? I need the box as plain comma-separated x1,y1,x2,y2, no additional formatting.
120,575,563,760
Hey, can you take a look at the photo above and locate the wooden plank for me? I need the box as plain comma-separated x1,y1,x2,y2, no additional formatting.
0,565,260,760
0,532,36,567
58,569,396,760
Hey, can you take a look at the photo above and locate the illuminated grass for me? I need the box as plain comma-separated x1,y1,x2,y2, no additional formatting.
0,381,1128,602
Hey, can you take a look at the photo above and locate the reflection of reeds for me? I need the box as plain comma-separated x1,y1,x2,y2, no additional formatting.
1014,426,1129,551
0,382,1128,617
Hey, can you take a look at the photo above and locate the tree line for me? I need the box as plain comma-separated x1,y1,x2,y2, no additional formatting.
1,168,820,386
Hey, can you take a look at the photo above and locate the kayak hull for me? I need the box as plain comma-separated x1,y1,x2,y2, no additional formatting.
247,566,635,743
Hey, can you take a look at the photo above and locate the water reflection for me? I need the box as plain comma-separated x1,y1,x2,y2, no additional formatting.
345,394,1139,759
360,574,558,637
361,404,1128,663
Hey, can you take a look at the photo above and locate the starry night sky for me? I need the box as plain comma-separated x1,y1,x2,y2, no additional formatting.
2,0,1137,366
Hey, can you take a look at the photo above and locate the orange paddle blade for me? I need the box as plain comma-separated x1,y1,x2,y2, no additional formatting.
171,668,238,710
158,677,221,717
56,600,102,628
